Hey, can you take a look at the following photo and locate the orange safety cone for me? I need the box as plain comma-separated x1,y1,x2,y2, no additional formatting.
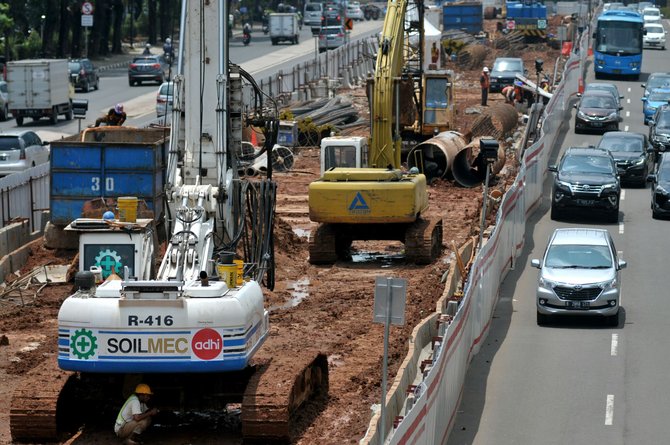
588,46,593,57
578,76,584,94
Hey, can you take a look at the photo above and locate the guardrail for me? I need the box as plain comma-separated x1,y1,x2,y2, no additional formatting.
0,163,49,233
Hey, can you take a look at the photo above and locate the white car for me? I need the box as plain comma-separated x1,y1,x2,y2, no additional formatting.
0,130,50,177
346,4,364,20
643,7,663,24
644,23,667,49
155,81,174,118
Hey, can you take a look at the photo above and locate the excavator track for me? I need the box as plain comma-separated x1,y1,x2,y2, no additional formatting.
241,353,329,443
10,358,73,443
405,217,443,264
309,223,339,264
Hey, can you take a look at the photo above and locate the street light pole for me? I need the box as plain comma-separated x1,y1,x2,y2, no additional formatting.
40,15,45,57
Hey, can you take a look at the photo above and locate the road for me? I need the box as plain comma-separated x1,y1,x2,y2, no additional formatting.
0,20,382,142
447,26,670,445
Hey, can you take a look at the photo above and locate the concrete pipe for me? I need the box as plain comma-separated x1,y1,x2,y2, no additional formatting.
483,103,518,138
249,144,294,174
452,137,506,188
407,131,467,183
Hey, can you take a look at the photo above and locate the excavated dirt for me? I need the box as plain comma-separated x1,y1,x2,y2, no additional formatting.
0,22,560,445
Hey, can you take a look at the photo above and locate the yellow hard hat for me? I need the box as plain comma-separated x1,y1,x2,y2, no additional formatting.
135,383,153,395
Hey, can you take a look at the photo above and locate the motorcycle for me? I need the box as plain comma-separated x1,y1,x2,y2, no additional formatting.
242,31,251,46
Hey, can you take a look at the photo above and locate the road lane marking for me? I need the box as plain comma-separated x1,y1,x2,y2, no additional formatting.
605,395,614,425
611,333,618,356
619,222,624,234
621,190,625,201
627,98,631,104
627,87,631,92
626,111,630,117
624,125,629,131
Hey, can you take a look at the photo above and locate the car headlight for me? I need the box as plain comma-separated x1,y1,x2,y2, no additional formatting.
657,184,669,195
602,183,618,191
556,180,572,191
607,112,619,120
633,157,645,165
629,62,640,68
577,111,588,119
538,276,555,290
600,278,617,290
596,58,605,65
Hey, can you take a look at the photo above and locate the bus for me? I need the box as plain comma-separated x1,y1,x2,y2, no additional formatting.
593,9,645,79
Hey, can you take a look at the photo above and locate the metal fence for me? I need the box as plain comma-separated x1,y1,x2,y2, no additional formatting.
254,36,379,105
0,162,49,232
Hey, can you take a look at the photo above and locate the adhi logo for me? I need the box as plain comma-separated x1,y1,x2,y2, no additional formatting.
191,328,222,360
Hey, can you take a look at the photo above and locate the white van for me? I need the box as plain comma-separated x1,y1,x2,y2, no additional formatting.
643,7,663,25
304,2,324,27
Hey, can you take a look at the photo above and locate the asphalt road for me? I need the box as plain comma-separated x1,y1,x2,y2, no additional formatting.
0,20,382,143
447,23,670,445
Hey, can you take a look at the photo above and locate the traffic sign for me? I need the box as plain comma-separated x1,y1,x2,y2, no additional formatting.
345,17,353,30
537,19,547,29
506,19,516,30
82,2,94,15
81,15,93,27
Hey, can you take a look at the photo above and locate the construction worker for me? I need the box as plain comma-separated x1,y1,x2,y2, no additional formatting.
94,103,127,127
480,67,490,106
114,383,159,445
431,41,440,65
501,82,523,104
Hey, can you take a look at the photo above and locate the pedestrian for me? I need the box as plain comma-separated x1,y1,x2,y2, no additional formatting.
431,41,440,65
114,383,159,445
480,67,490,106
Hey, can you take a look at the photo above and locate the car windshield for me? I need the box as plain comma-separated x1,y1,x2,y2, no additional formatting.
599,137,643,152
562,154,615,174
648,75,670,90
133,57,158,64
656,113,670,129
644,8,660,16
306,3,321,11
0,137,20,151
159,83,174,96
646,25,664,33
68,62,81,72
545,244,613,269
493,60,522,72
649,90,670,102
581,96,616,108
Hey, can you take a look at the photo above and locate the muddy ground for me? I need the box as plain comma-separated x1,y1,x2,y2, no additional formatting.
0,21,561,445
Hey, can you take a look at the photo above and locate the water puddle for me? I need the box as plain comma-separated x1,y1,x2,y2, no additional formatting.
269,277,310,312
351,251,406,267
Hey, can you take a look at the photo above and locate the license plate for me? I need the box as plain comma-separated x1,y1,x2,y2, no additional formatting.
567,301,590,309
575,199,596,206
590,122,603,127
612,69,621,74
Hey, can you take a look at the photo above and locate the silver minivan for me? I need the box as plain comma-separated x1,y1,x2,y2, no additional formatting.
532,228,626,326
304,2,324,26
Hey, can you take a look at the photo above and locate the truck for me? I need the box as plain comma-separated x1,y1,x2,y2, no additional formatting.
504,0,548,41
6,59,74,126
269,12,300,45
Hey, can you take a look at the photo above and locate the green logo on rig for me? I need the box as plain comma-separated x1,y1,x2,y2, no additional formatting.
70,329,98,359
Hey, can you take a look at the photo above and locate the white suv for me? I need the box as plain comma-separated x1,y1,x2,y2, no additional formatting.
532,228,626,326
643,23,667,49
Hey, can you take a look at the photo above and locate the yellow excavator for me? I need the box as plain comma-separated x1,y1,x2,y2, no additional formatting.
308,0,452,264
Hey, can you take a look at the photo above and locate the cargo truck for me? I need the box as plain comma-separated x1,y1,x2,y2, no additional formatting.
7,59,74,126
269,12,300,45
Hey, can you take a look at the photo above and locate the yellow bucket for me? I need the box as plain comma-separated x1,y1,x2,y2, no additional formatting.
234,259,244,286
117,197,138,223
217,263,237,288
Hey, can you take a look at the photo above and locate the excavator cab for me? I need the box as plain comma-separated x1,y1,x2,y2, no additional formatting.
422,70,454,136
320,135,368,173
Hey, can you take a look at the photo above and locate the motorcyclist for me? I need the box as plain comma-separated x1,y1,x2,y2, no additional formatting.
94,103,127,127
142,43,152,55
243,22,252,36
163,37,174,60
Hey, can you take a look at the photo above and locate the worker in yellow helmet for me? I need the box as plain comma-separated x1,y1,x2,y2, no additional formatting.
114,383,159,445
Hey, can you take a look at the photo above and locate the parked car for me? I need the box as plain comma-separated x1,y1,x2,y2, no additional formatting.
532,228,626,326
68,58,100,92
489,57,525,93
0,130,50,177
128,55,169,86
596,131,655,186
574,90,621,133
649,105,670,158
549,146,621,222
642,87,670,124
156,81,174,118
582,82,623,109
0,80,9,121
643,23,666,49
318,25,345,52
642,72,670,97
346,3,364,20
643,6,662,24
647,152,670,218
304,2,324,26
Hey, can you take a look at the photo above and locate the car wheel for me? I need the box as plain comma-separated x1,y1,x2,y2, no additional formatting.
537,311,549,326
0,104,6,121
50,107,58,125
15,116,23,126
129,78,134,86
83,79,90,92
652,207,661,219
65,108,73,121
606,309,619,327
94,77,100,90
